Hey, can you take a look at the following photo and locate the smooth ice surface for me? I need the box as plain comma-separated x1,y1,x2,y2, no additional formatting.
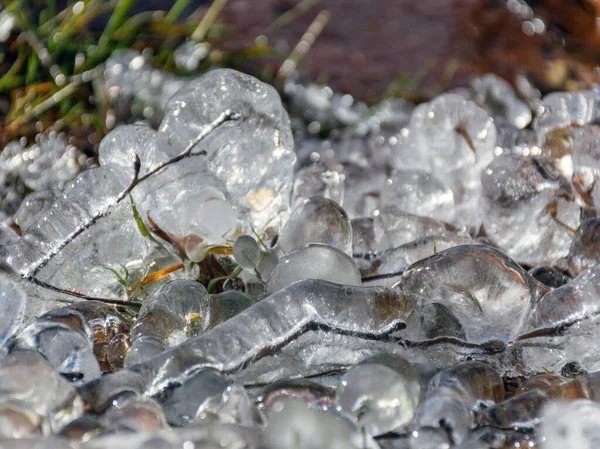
267,244,361,292
277,197,353,255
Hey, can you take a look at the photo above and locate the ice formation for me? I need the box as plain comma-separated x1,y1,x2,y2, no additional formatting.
1,64,600,448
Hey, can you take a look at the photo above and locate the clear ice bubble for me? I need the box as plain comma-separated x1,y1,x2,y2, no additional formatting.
277,197,353,256
335,353,420,436
267,243,361,292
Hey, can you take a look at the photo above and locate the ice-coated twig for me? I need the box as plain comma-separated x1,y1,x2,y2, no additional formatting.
127,280,406,395
22,110,240,302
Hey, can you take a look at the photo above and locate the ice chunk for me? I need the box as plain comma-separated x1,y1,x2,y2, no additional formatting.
196,384,264,426
232,235,262,270
395,245,545,343
409,93,496,177
128,280,405,396
335,354,420,435
412,361,504,445
156,69,295,230
0,350,83,433
267,244,360,292
278,197,352,255
481,154,579,266
527,264,600,330
156,367,229,427
41,301,131,373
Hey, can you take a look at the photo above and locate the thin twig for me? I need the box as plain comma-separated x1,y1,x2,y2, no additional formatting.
30,277,142,308
25,110,240,301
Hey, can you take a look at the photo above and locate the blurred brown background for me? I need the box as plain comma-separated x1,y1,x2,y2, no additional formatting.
217,0,600,100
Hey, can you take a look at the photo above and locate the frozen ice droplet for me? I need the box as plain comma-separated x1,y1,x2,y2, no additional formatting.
264,398,379,449
125,280,211,367
335,353,421,436
278,197,353,255
156,368,229,426
267,244,360,292
196,384,264,426
0,273,27,348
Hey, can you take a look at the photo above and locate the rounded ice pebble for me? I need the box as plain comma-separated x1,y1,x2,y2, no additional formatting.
0,275,26,348
267,244,360,292
278,197,353,255
335,354,421,436
540,400,600,449
232,235,261,269
264,399,379,449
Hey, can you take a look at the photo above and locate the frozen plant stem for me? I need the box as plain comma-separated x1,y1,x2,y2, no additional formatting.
23,110,241,305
